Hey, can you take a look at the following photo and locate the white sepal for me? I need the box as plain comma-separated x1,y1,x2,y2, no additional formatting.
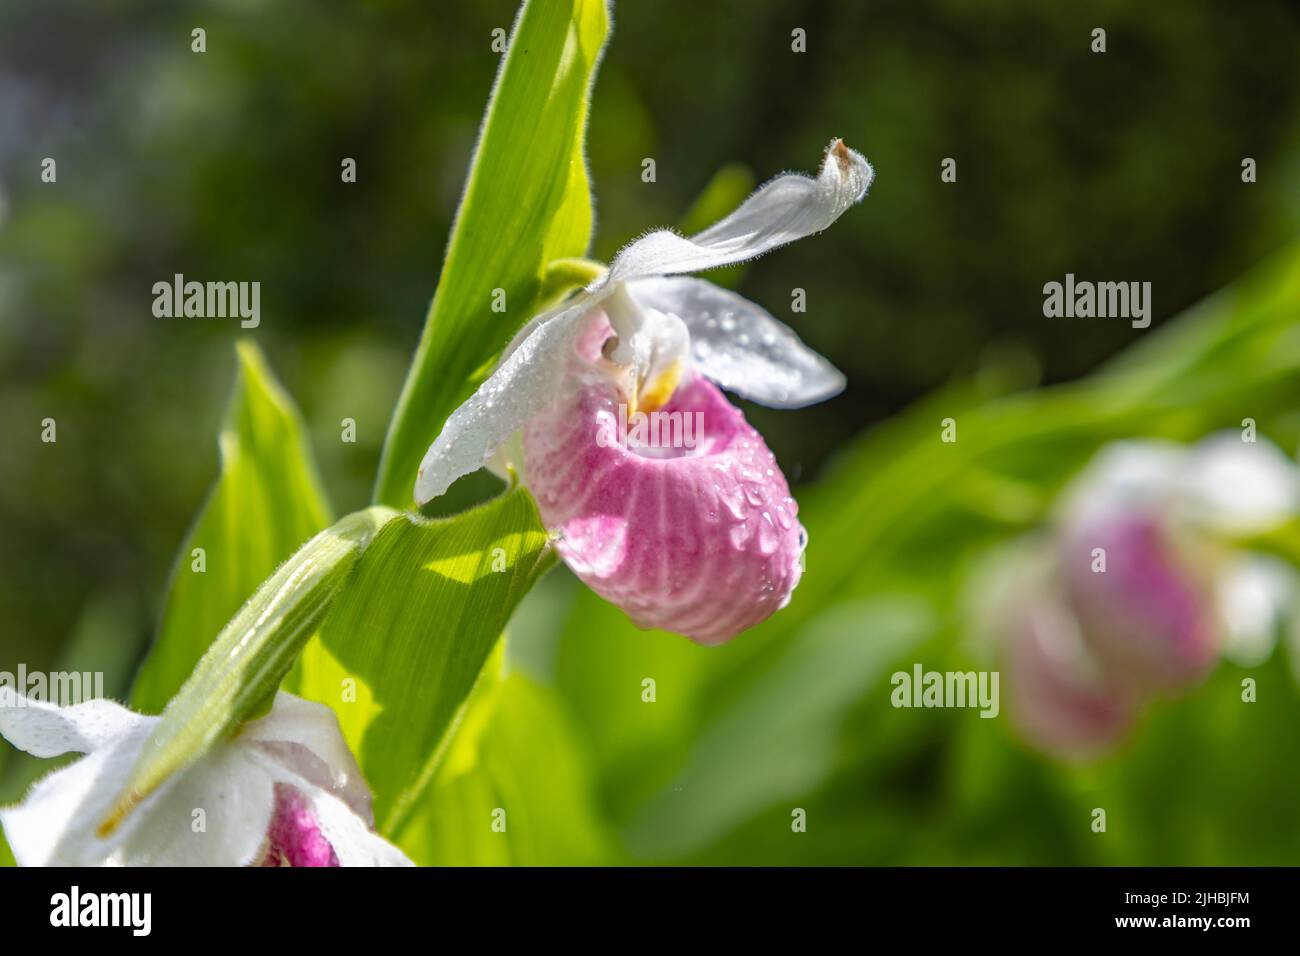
0,688,146,758
629,276,845,408
414,294,606,504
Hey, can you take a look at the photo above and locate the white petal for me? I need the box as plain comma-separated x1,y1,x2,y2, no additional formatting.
0,715,159,866
628,276,845,407
0,741,135,865
242,692,373,822
1057,440,1185,528
607,140,872,283
1177,433,1300,534
1217,555,1296,667
0,688,148,758
111,747,276,866
414,293,605,504
0,729,279,867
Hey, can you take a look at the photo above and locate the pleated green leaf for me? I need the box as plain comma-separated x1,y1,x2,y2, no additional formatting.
131,341,332,712
293,488,556,832
373,0,610,507
622,598,930,859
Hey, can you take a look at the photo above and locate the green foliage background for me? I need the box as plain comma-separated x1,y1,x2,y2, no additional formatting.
2,0,1299,865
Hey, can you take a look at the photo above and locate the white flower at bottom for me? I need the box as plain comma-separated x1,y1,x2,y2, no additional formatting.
0,689,411,867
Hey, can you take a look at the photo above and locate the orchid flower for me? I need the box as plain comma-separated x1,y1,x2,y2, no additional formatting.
416,140,874,643
0,689,412,867
973,433,1300,758
1055,434,1299,687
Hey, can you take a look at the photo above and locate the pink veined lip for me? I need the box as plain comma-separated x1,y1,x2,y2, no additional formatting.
1062,514,1218,691
259,783,339,868
522,363,807,645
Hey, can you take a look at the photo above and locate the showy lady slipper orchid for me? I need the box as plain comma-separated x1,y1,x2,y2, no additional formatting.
416,140,873,643
1056,435,1300,690
973,434,1300,759
0,689,412,866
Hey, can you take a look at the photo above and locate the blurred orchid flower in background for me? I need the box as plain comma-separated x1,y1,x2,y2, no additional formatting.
973,433,1300,758
0,690,412,866
416,140,873,643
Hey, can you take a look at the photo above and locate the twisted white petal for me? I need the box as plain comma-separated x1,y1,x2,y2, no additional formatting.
607,139,872,282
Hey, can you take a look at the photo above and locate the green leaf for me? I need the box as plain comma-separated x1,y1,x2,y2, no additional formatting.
101,507,397,835
621,598,930,860
373,0,610,508
292,487,557,833
131,341,332,712
554,592,719,820
394,661,615,865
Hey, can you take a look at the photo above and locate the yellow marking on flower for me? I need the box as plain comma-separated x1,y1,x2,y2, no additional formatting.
97,792,142,838
639,359,683,413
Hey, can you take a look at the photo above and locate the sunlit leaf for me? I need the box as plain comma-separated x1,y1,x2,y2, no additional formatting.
131,341,332,713
621,598,930,860
394,659,615,866
293,488,556,833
